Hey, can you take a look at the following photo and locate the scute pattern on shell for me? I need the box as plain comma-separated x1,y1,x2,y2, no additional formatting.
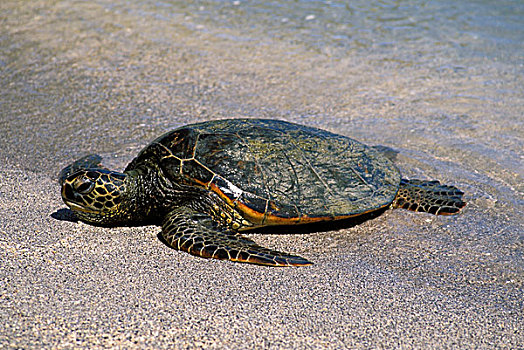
127,119,401,225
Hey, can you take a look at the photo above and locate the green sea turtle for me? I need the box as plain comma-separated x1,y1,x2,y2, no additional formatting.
59,119,465,266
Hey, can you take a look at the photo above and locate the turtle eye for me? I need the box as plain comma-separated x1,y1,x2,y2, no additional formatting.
73,176,95,194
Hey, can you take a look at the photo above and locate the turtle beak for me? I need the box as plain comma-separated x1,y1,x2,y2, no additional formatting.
61,182,80,210
61,181,74,201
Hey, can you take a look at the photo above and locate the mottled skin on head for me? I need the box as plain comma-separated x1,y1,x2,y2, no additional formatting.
59,119,466,266
60,168,128,225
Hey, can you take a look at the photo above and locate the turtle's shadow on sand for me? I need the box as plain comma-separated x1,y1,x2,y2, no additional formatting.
51,208,79,223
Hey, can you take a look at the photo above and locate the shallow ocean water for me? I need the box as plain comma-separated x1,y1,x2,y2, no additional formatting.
1,0,523,348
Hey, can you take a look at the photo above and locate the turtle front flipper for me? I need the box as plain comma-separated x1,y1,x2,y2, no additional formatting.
58,154,107,185
392,179,466,215
161,207,313,267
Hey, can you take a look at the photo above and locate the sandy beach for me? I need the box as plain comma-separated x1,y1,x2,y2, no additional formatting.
1,1,522,348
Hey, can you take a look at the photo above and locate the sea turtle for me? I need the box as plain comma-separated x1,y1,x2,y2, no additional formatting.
59,119,465,266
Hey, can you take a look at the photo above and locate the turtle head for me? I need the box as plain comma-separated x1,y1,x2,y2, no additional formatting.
61,168,131,225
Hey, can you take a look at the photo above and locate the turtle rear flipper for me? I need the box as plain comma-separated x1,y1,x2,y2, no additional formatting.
162,207,312,267
392,179,466,215
58,154,106,185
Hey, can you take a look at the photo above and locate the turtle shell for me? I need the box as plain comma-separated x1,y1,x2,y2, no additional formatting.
126,119,401,226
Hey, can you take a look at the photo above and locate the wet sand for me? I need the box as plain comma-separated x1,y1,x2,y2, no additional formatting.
1,1,522,348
